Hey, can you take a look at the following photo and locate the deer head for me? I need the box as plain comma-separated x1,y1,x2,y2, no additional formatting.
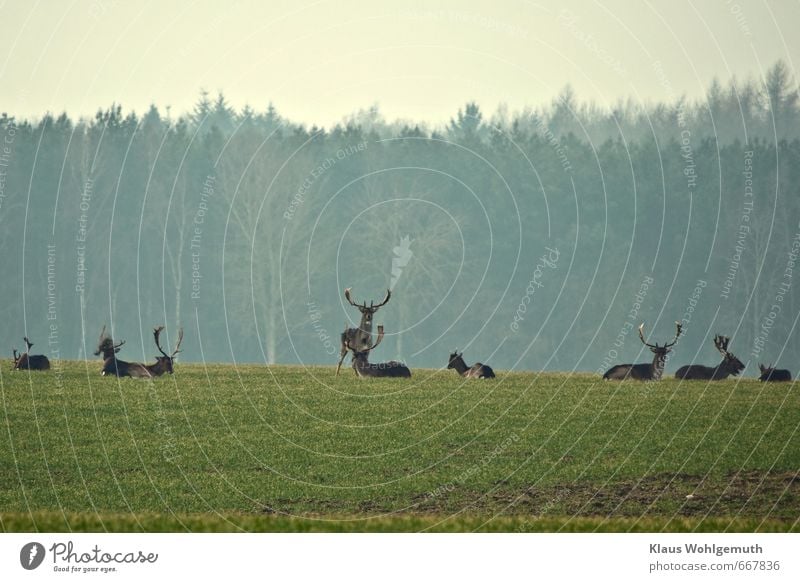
448,351,465,369
714,335,745,376
95,325,125,359
152,326,183,374
638,321,682,355
344,288,391,330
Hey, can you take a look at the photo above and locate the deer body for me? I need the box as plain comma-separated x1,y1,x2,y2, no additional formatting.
96,326,182,379
675,335,744,380
102,359,153,378
758,364,791,382
351,352,412,378
336,288,391,376
13,338,50,370
603,322,681,381
448,352,495,379
603,358,664,381
345,325,411,378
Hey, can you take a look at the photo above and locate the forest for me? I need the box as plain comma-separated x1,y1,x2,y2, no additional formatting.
1,61,798,372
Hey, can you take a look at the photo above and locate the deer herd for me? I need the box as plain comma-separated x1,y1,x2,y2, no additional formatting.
602,321,790,382
11,325,183,379
8,288,793,382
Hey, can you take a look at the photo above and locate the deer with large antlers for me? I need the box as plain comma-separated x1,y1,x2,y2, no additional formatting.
12,337,50,370
674,335,744,380
603,322,682,380
336,287,391,376
345,325,411,378
447,351,495,379
95,325,183,378
758,364,791,382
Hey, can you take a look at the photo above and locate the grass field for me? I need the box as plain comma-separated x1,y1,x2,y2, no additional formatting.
1,362,798,532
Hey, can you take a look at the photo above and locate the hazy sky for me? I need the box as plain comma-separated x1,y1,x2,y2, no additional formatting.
1,0,797,127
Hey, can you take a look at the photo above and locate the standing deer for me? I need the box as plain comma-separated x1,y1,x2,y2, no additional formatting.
336,287,391,376
447,351,495,379
603,322,682,380
345,325,411,378
758,364,791,382
674,335,745,380
12,337,50,370
96,325,183,378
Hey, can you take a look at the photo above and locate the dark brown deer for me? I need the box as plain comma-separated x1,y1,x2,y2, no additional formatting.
758,364,791,382
95,325,129,376
603,322,682,380
12,337,50,370
96,325,183,378
147,326,184,376
675,335,745,380
345,325,411,378
447,351,495,379
336,287,391,376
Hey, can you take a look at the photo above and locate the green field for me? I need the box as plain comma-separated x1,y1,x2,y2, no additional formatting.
1,362,798,532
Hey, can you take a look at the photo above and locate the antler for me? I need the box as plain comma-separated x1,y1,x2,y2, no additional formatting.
365,325,385,352
664,321,683,348
172,328,184,357
714,335,730,355
344,287,391,309
153,326,168,357
344,288,359,307
347,325,385,354
372,289,391,309
23,337,33,351
638,323,657,349
97,326,125,354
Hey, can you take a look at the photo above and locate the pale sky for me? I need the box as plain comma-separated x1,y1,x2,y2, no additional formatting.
1,0,798,127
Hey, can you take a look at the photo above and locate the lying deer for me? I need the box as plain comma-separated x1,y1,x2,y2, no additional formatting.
447,351,495,379
758,364,791,382
336,287,391,376
675,334,744,380
96,325,183,378
344,325,411,378
12,337,50,370
603,322,681,380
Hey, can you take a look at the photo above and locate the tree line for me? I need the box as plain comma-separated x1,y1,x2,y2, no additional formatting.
1,61,798,372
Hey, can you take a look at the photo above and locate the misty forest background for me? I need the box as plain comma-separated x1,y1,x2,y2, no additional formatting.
1,61,799,373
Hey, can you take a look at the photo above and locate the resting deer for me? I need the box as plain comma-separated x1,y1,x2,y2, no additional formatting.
96,325,183,378
674,335,744,380
345,325,411,378
336,287,391,376
95,325,128,375
758,364,791,382
12,337,50,370
447,351,495,379
603,322,682,380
